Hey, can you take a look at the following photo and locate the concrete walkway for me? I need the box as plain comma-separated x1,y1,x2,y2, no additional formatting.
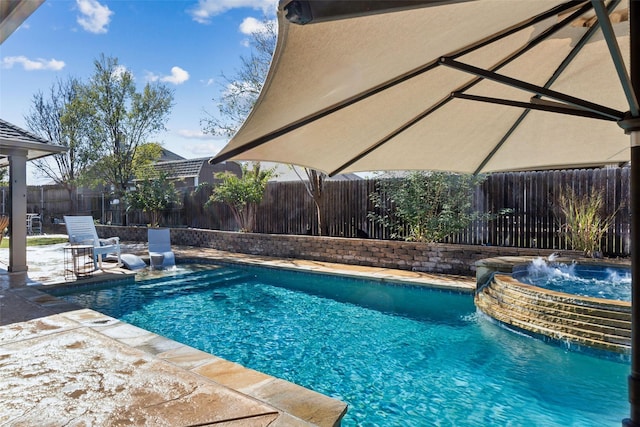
0,242,475,426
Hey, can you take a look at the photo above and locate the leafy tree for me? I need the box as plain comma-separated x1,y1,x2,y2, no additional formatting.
131,142,163,178
207,162,276,232
79,55,173,220
201,18,329,233
369,171,488,242
25,76,97,213
127,169,180,227
126,142,178,227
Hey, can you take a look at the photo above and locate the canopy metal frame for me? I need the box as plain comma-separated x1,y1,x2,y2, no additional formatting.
212,0,594,167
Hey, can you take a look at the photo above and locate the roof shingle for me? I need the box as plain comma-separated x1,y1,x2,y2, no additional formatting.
0,118,50,145
154,158,206,179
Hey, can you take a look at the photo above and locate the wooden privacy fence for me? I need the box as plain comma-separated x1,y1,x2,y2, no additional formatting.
448,167,630,256
18,167,631,257
253,168,630,256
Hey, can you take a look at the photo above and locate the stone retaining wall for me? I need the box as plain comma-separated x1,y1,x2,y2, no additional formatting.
50,224,579,277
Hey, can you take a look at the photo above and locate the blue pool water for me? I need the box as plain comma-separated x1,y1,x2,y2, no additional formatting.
513,258,631,301
52,264,630,426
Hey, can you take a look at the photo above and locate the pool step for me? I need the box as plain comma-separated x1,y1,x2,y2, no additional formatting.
139,268,252,293
488,278,631,331
478,287,630,345
476,293,630,354
475,274,631,354
493,277,630,319
484,285,631,340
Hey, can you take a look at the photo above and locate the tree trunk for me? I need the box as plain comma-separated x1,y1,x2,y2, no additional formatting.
314,193,330,236
305,169,327,236
230,205,244,231
67,186,78,215
314,199,323,236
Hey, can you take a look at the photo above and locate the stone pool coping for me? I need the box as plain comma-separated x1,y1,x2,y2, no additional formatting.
1,245,475,426
172,246,476,294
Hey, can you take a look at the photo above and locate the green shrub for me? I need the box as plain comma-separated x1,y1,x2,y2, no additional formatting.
369,171,489,242
207,162,276,232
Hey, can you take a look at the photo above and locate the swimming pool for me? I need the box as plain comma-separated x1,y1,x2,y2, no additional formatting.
51,264,630,426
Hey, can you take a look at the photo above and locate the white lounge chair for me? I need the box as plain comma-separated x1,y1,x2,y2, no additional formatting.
148,228,175,269
64,215,122,269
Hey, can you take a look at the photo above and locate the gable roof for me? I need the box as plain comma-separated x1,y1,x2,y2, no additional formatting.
0,118,66,166
0,118,49,144
158,148,184,162
155,158,206,179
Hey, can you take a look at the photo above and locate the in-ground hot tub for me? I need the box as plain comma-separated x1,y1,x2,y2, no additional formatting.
513,257,630,302
475,256,631,356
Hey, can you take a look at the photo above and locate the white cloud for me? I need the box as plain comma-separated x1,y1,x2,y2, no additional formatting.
223,80,256,98
1,56,65,71
163,66,190,84
147,66,190,85
239,17,271,35
176,129,218,140
188,0,277,24
165,134,228,158
189,141,229,156
238,17,276,49
76,0,113,34
112,64,130,79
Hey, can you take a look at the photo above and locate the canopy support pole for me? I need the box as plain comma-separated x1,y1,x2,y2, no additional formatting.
624,136,640,427
623,1,640,425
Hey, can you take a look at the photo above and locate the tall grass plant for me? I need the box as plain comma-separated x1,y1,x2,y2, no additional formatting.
556,187,619,257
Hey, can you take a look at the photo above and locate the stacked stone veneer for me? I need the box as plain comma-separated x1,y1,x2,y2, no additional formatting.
51,224,573,277
475,257,631,355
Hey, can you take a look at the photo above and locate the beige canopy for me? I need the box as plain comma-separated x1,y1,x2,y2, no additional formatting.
212,0,631,175
0,0,44,44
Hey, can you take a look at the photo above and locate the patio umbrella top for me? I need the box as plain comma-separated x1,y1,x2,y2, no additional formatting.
211,0,632,175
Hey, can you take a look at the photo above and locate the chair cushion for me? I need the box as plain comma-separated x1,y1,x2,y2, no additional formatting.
100,237,119,246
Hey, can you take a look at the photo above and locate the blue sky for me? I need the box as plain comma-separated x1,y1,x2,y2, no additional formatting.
0,0,278,182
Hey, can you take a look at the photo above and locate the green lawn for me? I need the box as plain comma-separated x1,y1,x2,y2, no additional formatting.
0,236,69,249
